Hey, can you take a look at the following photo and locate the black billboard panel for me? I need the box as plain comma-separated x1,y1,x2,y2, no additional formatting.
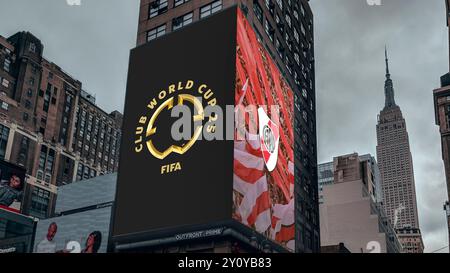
112,7,237,239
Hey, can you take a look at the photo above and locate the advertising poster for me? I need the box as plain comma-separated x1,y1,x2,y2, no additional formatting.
0,160,27,212
33,207,111,253
112,7,236,240
233,9,295,251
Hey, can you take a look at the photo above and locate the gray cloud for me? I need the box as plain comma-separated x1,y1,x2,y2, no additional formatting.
0,0,139,113
311,0,449,252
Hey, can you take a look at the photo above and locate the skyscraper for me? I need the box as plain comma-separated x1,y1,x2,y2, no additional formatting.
376,48,424,253
135,0,319,253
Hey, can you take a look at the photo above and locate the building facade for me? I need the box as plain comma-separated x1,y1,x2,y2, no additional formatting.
318,154,382,204
395,226,424,253
0,32,122,219
432,0,450,252
319,153,402,253
376,49,423,252
136,0,319,253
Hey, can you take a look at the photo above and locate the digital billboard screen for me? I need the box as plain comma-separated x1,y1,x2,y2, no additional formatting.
233,9,295,251
113,6,295,251
34,206,111,253
0,160,26,212
112,7,236,239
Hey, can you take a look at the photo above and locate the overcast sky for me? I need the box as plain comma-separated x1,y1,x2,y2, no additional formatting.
311,0,449,253
0,0,448,253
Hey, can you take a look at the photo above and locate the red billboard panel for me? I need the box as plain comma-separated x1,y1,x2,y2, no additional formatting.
233,9,295,251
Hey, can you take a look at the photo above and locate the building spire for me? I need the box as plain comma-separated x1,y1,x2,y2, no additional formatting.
384,46,396,108
385,45,390,78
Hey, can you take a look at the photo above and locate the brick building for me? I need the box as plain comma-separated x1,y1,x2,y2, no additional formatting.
432,0,450,252
0,31,122,219
319,153,402,253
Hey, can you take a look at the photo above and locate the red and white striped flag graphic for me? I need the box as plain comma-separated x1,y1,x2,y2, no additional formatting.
271,198,295,248
233,134,271,233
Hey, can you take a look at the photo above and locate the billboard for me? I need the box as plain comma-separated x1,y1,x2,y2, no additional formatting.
0,207,35,253
113,7,295,251
233,10,295,251
112,7,236,239
0,160,26,212
34,206,111,253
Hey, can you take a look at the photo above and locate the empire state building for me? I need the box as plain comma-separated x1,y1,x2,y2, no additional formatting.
376,48,424,253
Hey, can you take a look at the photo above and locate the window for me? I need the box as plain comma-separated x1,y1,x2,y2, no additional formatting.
1,78,9,88
302,88,308,99
294,94,300,112
29,43,36,53
23,113,29,121
293,28,299,43
174,0,189,7
294,71,300,85
294,52,300,65
253,0,263,23
173,12,193,30
200,0,222,18
285,57,292,74
43,91,50,112
25,100,31,109
275,13,284,33
293,9,299,20
0,124,10,160
275,38,283,58
46,149,55,174
1,101,8,110
301,23,306,36
147,24,166,42
31,64,38,74
38,145,55,181
29,77,35,86
285,14,292,28
27,89,33,97
149,0,168,19
38,145,47,172
264,19,274,41
276,0,283,10
285,32,292,51
265,0,274,15
30,187,50,218
17,137,29,166
4,58,11,72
